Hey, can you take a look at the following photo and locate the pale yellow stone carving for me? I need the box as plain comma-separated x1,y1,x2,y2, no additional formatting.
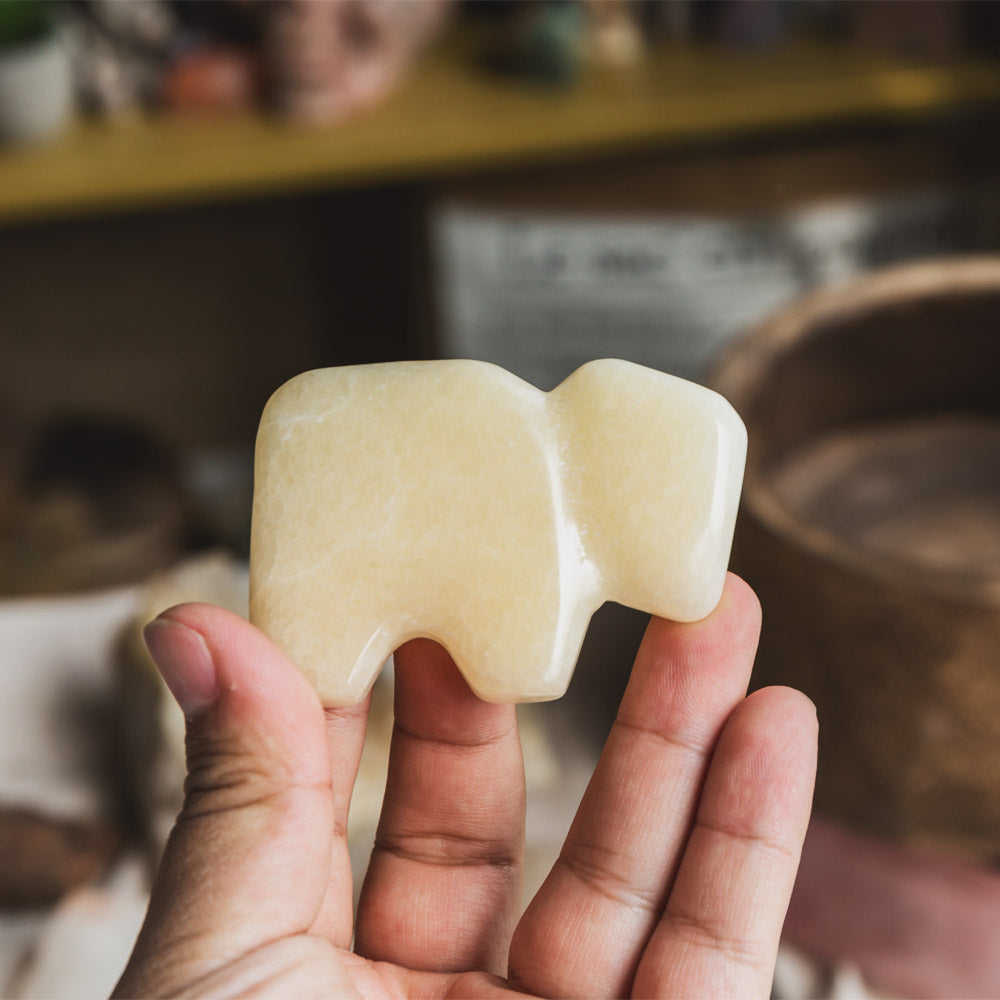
250,359,745,705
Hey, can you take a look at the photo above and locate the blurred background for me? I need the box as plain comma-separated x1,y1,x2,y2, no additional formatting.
1,1,999,997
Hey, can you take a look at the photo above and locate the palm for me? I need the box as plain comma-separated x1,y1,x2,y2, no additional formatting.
115,575,815,999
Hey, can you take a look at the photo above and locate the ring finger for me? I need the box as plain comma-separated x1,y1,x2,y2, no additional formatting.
508,574,761,998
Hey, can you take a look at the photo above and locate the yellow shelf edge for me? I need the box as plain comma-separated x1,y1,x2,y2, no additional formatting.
1,40,999,223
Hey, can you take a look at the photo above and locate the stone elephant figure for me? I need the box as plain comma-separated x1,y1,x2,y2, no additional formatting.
250,358,745,705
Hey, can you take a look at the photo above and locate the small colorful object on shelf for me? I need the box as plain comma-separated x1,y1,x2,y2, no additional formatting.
65,0,175,117
264,0,450,124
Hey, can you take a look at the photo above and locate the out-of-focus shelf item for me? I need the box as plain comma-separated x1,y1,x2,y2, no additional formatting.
2,38,1000,223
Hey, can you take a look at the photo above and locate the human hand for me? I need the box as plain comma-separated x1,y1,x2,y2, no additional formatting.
113,573,816,999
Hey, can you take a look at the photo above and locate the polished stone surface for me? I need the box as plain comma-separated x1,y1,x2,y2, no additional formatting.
250,359,745,704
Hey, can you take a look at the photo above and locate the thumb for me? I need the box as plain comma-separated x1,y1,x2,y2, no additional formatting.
114,603,334,998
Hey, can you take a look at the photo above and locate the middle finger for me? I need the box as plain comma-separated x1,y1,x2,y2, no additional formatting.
354,638,525,976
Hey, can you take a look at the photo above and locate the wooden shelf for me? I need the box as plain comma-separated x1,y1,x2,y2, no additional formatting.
2,35,1000,223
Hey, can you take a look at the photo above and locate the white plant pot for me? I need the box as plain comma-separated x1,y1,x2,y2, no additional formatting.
0,33,74,145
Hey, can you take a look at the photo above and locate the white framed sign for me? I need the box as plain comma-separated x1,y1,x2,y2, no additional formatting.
433,190,992,389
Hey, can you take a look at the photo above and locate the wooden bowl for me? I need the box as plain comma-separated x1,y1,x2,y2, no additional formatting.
708,258,1000,862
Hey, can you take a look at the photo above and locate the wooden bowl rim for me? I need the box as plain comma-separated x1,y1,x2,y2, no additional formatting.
709,256,1000,610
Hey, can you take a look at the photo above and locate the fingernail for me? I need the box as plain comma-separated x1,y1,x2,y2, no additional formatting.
144,617,219,716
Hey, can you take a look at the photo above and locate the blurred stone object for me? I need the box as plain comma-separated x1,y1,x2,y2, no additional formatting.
478,1,586,89
0,1,74,146
160,0,267,114
0,415,189,597
479,0,650,87
265,0,450,124
66,0,175,115
162,44,260,113
0,586,139,908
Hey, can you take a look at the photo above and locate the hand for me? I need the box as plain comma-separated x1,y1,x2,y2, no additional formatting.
113,573,816,999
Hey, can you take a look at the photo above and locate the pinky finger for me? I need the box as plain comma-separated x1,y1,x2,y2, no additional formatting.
633,686,817,999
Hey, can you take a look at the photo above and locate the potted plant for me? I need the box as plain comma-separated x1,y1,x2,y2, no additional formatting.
0,0,74,145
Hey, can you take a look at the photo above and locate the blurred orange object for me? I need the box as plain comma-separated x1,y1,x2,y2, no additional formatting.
162,45,261,113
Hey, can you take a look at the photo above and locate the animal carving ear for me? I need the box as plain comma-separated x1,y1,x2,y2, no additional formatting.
250,359,745,706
